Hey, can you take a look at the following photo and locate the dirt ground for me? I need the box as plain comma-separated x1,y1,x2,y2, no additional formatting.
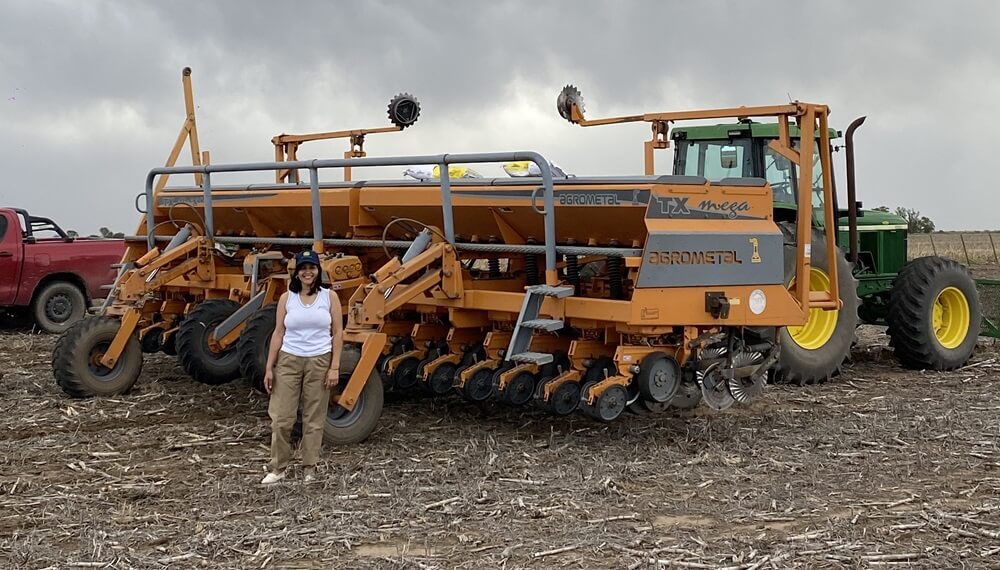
1,327,999,569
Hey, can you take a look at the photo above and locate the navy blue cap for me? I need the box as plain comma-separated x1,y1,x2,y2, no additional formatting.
294,250,321,267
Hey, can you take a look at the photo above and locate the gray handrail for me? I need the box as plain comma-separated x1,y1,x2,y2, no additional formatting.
129,234,642,258
144,152,558,282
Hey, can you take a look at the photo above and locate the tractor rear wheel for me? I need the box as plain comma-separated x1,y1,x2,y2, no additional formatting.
237,303,277,392
774,224,860,385
324,344,384,445
887,256,980,370
52,317,143,397
176,299,242,385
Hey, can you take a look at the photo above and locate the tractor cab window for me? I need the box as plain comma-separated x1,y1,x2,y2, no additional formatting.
675,139,752,180
763,146,797,205
763,141,826,214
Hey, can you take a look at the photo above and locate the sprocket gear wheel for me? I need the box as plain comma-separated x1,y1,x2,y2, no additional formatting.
557,85,585,123
699,363,735,411
727,374,765,404
387,93,421,129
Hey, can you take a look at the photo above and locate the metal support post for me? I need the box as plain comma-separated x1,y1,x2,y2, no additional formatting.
309,166,324,253
439,162,454,243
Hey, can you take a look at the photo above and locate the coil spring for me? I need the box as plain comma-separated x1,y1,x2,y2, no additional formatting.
488,238,501,278
565,254,580,289
524,250,539,286
608,255,624,300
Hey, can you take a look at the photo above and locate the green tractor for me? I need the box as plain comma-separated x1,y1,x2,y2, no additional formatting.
669,119,984,383
555,85,986,385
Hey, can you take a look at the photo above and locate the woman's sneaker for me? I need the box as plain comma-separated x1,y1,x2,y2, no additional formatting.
303,467,317,484
261,471,286,485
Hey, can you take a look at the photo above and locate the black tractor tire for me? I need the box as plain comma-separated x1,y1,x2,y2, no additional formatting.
32,281,87,334
176,299,242,385
140,328,164,354
52,316,143,397
237,303,277,393
887,256,981,370
324,344,384,446
773,224,860,385
162,331,178,356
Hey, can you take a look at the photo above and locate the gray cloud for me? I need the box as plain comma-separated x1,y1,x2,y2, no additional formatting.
1,0,997,233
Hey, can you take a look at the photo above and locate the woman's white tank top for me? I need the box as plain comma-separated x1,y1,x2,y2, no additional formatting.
280,290,332,357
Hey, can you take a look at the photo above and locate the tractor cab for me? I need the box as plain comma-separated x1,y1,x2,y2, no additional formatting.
672,122,839,225
669,122,910,284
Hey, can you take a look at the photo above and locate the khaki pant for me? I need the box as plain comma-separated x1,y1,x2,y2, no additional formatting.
269,350,331,472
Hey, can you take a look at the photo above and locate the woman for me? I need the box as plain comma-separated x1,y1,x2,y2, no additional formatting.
261,250,343,485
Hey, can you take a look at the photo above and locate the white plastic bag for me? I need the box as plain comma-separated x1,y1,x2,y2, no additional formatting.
403,165,483,180
502,160,568,178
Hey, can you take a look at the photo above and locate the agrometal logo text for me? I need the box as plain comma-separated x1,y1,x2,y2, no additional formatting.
558,193,622,206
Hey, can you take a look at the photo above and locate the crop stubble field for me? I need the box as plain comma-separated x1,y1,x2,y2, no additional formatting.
1,326,999,568
909,233,1000,268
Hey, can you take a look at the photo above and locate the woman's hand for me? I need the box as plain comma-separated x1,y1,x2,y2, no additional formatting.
264,369,274,394
325,367,340,389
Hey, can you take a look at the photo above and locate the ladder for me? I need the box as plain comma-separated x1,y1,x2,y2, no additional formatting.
504,284,574,365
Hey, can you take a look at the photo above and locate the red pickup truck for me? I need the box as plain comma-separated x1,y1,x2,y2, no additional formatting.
0,208,125,333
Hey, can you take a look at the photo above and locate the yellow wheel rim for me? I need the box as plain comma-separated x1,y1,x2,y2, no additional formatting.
932,286,970,349
787,268,840,350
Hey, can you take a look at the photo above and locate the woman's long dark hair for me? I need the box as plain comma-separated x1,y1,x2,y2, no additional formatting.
289,263,329,295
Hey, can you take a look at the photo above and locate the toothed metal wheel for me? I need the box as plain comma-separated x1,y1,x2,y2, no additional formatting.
727,374,765,404
557,85,585,122
699,363,734,411
387,93,420,128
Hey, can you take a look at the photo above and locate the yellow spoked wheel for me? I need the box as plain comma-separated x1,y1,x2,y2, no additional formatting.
774,223,859,385
787,268,840,350
931,286,970,349
887,256,981,371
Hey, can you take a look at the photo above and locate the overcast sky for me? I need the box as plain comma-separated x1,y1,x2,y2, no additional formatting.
2,1,997,234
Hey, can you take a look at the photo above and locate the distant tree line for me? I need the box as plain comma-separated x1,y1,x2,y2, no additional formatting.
873,206,935,234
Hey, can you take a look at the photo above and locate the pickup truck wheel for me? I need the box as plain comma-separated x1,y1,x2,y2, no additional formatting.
33,282,87,334
52,317,143,397
324,344,384,446
176,299,242,385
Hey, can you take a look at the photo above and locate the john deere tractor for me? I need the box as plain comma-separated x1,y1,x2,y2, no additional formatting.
556,85,982,385
668,118,982,382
